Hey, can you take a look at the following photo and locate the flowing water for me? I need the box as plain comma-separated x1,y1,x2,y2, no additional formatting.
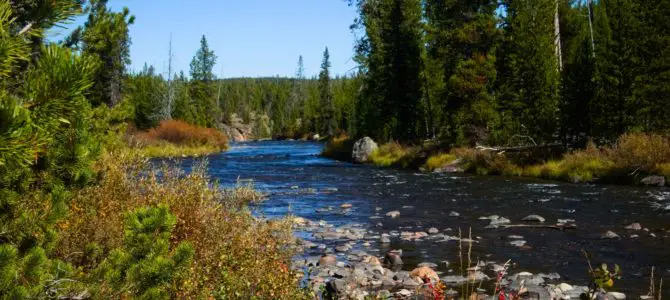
175,141,670,295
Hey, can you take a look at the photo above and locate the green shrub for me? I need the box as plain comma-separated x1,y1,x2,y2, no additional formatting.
93,205,193,299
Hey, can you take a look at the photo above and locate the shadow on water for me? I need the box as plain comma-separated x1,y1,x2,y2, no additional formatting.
172,140,670,295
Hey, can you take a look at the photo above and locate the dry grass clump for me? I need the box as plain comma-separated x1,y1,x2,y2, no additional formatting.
57,151,305,299
127,120,228,157
608,133,670,173
321,132,354,161
452,147,523,176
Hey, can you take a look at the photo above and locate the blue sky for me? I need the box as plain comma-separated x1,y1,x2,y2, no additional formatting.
49,0,359,78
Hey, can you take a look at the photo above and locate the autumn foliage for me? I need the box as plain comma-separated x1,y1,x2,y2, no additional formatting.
130,119,228,150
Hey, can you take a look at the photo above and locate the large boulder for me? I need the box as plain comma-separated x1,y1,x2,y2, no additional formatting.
352,137,378,163
640,175,665,187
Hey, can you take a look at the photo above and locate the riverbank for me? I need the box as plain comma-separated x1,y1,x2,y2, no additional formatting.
322,133,670,187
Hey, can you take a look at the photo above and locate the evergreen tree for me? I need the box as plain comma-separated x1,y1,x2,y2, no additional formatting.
189,35,217,83
189,35,220,127
353,0,425,142
93,205,193,299
76,0,135,107
632,0,670,133
497,0,561,143
1,1,99,297
425,0,500,145
128,64,166,129
318,47,335,136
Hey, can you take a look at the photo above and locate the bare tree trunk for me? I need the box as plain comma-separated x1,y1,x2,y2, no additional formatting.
587,0,596,58
554,0,563,72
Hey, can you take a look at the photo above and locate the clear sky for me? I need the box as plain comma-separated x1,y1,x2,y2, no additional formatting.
49,0,359,78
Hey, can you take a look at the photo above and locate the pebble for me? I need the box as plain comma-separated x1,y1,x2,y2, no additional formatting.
607,292,626,300
625,223,642,230
395,289,412,297
428,227,439,234
508,235,524,239
449,211,460,217
510,240,527,247
340,203,353,209
385,210,400,218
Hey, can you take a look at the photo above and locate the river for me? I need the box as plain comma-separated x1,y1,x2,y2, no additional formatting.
176,140,669,296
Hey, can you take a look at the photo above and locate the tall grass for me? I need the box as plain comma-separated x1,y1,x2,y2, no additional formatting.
57,151,306,299
369,141,413,167
422,133,670,184
128,120,229,157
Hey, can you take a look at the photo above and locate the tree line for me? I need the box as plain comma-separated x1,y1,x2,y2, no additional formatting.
349,0,670,147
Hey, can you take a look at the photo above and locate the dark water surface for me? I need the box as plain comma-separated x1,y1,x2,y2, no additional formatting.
177,141,669,295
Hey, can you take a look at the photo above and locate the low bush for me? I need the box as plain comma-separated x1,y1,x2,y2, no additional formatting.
127,120,228,157
57,151,306,299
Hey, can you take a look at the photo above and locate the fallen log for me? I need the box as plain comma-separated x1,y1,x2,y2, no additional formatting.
500,223,577,230
476,143,564,153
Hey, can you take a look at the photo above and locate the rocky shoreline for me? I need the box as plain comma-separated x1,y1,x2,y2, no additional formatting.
289,214,640,300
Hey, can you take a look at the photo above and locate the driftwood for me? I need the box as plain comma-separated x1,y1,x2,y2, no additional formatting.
475,143,564,153
500,223,577,230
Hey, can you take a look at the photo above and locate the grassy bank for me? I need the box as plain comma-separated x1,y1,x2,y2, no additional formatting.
54,150,307,299
322,133,670,185
127,120,229,157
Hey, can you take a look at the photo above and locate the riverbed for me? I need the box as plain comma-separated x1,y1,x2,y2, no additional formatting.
175,140,669,296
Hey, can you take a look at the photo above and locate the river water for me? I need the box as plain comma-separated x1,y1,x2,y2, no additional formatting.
176,141,669,295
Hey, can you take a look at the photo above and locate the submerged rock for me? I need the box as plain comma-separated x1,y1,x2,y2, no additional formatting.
641,175,665,187
384,251,403,267
385,210,400,218
319,254,337,266
522,214,546,223
352,137,378,163
602,230,620,239
510,240,527,247
625,223,642,230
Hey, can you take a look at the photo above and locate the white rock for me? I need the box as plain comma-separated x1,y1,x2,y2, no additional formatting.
386,210,400,218
395,289,412,297
522,214,546,222
606,291,626,300
558,283,573,292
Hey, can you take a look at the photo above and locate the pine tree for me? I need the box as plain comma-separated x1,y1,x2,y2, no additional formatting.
76,0,134,107
189,35,220,127
1,2,99,297
190,35,217,83
425,0,500,145
497,0,561,143
632,0,670,133
318,47,335,136
353,0,425,142
94,205,193,299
